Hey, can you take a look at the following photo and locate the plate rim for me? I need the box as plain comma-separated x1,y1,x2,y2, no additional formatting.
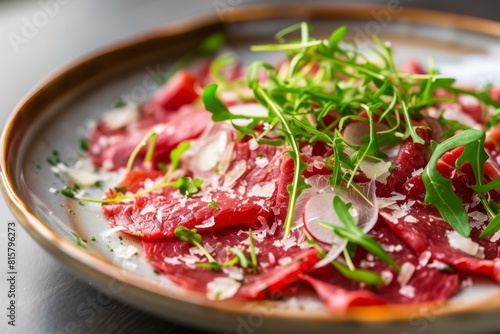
3,2,500,328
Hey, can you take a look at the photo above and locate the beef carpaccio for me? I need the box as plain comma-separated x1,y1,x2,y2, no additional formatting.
76,25,500,313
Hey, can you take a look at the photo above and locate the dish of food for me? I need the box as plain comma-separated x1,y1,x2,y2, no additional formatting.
2,4,500,334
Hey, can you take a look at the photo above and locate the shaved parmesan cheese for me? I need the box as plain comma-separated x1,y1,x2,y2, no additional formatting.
359,159,392,183
248,138,259,150
255,156,269,168
195,131,228,172
222,266,244,281
278,257,292,267
404,215,418,223
446,230,482,257
419,251,432,267
113,245,138,259
140,205,156,215
68,169,102,187
100,226,127,240
397,262,415,286
428,260,448,270
102,105,139,130
247,182,275,198
399,285,415,299
223,160,247,188
207,277,241,300
195,217,216,229
490,230,500,243
381,270,394,285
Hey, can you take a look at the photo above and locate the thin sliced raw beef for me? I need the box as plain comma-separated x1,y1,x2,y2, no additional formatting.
103,140,284,238
149,70,200,113
380,150,500,283
104,192,270,238
89,107,212,170
300,225,459,314
376,138,428,198
88,70,212,171
142,225,317,298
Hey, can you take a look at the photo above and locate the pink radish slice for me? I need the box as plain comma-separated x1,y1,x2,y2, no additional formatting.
349,181,378,233
342,121,398,158
303,192,347,245
302,182,378,268
303,192,347,268
342,122,389,146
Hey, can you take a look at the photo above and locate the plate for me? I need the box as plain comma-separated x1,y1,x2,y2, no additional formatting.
2,4,500,333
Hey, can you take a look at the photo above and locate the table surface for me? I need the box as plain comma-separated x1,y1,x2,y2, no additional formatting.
0,1,499,333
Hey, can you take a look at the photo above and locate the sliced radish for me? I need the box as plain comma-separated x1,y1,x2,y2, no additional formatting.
302,181,378,267
303,192,347,244
342,121,389,147
349,181,379,233
303,192,348,267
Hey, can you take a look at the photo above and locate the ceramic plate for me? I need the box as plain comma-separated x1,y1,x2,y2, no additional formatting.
2,4,500,333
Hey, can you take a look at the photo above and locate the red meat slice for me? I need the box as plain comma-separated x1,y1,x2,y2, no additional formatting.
299,275,385,312
301,226,459,314
142,225,317,298
89,107,211,170
380,156,500,283
150,70,200,113
237,248,318,299
103,192,270,238
376,139,428,198
102,141,283,238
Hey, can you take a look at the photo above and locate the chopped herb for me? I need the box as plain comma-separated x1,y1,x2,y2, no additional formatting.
114,186,127,194
174,177,203,196
209,200,218,209
61,187,75,198
332,261,385,285
439,265,455,273
72,232,87,248
93,181,104,189
90,236,96,242
157,162,167,171
79,138,89,151
78,201,85,206
114,97,126,108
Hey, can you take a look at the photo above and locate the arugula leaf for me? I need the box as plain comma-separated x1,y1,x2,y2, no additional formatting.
169,141,190,171
480,214,500,238
472,177,500,193
320,196,400,271
422,129,487,237
328,25,347,52
202,84,234,121
332,261,385,285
